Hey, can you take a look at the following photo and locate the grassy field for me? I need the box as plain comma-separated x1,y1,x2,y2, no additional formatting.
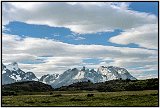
2,90,158,106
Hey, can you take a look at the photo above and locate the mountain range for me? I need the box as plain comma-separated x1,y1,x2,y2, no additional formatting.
2,62,136,88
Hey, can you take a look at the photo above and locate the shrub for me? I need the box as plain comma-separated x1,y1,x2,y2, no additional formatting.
87,94,94,97
41,100,51,103
50,92,53,95
2,91,17,96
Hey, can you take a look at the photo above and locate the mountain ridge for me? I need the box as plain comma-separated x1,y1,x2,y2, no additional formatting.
2,81,53,95
51,66,136,88
2,62,136,88
54,78,158,92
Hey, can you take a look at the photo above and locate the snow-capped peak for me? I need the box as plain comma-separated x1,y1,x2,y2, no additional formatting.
97,66,136,80
81,66,86,71
11,62,18,66
6,62,19,71
2,62,38,85
3,62,136,88
73,70,85,80
39,74,59,84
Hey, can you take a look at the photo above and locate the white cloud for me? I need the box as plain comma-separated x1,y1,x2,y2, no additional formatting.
3,33,157,58
2,33,158,78
109,2,131,9
2,2,157,34
43,57,83,67
2,54,38,63
18,63,37,71
2,2,158,79
66,34,86,40
29,57,83,76
74,36,85,40
109,24,158,49
107,57,158,68
135,74,158,80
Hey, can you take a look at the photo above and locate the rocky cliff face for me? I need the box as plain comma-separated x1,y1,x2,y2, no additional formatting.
2,62,38,85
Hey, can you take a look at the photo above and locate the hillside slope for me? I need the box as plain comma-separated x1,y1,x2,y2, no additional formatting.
54,78,158,92
2,81,53,93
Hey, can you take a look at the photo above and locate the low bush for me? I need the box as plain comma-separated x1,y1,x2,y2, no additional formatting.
50,92,53,95
41,100,51,103
2,91,17,96
87,94,94,97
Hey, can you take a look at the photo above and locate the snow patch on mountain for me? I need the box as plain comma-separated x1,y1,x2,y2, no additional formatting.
73,71,85,80
6,62,19,71
51,66,136,88
39,74,59,84
2,62,38,85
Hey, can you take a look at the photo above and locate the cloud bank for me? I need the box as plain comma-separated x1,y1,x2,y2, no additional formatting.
109,24,158,49
2,2,157,34
2,34,157,78
2,2,158,79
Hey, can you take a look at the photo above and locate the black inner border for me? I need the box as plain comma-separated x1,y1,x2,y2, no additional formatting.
1,1,159,107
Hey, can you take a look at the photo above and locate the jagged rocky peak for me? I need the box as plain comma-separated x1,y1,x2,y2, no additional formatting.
101,66,106,68
81,66,90,73
11,62,18,66
23,72,38,81
81,66,86,71
7,62,19,71
97,65,136,80
97,66,107,72
2,62,38,85
90,69,95,72
72,68,79,71
10,62,18,68
98,66,122,72
39,73,60,84
24,72,37,77
2,62,136,88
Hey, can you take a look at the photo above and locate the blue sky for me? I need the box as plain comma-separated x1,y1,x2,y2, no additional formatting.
129,2,158,15
4,22,125,47
3,2,158,47
2,2,158,79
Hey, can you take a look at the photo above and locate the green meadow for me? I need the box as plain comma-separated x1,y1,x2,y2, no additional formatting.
2,90,158,106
